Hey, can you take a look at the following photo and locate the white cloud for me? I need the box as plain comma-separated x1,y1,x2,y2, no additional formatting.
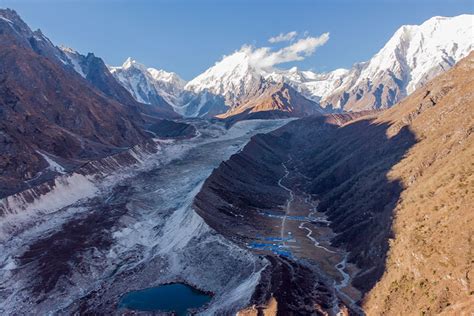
244,32,330,70
268,31,298,43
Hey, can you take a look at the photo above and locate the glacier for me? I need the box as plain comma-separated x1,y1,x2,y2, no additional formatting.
0,119,291,315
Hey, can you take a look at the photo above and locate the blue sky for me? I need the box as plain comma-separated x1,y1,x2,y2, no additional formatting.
0,0,472,79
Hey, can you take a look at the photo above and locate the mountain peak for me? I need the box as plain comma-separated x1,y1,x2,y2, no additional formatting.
288,66,299,73
0,8,32,38
147,68,186,88
110,58,185,110
105,13,472,118
314,13,474,111
0,8,21,22
122,57,137,68
59,46,77,54
119,57,143,70
191,48,254,82
184,48,261,106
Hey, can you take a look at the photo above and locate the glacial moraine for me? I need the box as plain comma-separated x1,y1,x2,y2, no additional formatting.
0,119,290,315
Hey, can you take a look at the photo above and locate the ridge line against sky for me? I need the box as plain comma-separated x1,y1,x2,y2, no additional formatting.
0,0,472,79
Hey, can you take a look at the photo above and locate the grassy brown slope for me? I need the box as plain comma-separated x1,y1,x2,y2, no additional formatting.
362,52,474,315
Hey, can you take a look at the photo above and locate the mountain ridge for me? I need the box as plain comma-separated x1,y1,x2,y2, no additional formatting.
109,58,185,113
0,9,184,198
216,82,323,119
112,14,473,117
61,48,176,117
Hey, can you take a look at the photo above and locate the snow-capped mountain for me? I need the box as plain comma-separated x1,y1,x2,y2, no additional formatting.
148,67,186,105
184,14,473,114
62,48,157,110
185,49,267,107
111,14,473,117
276,14,474,111
111,51,274,117
182,48,323,117
179,49,274,117
109,58,185,110
110,57,220,117
265,67,349,103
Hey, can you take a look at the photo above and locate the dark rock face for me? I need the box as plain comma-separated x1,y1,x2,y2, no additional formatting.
147,119,196,139
81,53,135,103
75,53,178,117
253,256,334,314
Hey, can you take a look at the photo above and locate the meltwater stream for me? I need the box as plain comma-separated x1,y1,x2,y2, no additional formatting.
0,119,291,315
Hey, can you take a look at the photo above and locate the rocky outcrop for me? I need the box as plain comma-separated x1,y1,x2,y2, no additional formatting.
217,82,323,120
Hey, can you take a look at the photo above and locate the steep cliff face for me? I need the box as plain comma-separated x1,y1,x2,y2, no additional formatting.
194,53,473,314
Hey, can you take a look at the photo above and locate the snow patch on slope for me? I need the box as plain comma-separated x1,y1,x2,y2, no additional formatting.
0,173,97,240
61,47,86,78
37,151,66,174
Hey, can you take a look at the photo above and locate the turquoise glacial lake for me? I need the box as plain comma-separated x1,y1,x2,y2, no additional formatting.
118,283,212,315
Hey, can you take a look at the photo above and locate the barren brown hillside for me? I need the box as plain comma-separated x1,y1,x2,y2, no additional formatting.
217,82,322,119
362,51,474,315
